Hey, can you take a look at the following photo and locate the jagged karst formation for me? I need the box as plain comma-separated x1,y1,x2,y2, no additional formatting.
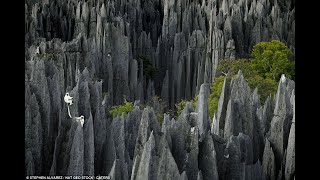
25,0,295,107
25,0,295,179
25,63,295,179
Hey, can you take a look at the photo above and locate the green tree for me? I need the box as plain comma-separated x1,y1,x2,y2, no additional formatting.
175,99,187,115
251,40,294,80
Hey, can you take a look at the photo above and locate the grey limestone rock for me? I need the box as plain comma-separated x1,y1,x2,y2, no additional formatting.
196,83,210,142
224,99,242,138
135,132,157,180
238,133,254,165
269,75,294,169
211,113,219,136
26,150,35,175
222,135,243,179
284,117,295,180
25,90,43,175
229,71,253,139
131,108,160,179
262,138,276,180
161,114,173,151
101,127,116,175
185,126,199,180
30,59,52,174
93,106,107,174
67,124,84,176
197,171,203,180
161,70,169,105
108,159,121,180
224,39,236,60
157,135,180,180
171,104,191,173
179,171,189,180
25,0,295,178
83,113,95,175
216,77,230,137
198,133,219,180
245,160,265,180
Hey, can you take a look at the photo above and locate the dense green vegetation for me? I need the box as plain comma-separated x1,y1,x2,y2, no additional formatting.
109,96,167,125
109,99,134,118
251,40,295,80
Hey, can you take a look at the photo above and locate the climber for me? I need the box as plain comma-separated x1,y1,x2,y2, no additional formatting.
64,92,73,105
75,115,85,127
64,92,74,118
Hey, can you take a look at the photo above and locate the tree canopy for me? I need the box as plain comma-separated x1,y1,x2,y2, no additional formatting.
251,40,295,80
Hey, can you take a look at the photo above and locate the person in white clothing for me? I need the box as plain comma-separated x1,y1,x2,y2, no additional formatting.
75,115,85,127
64,92,73,105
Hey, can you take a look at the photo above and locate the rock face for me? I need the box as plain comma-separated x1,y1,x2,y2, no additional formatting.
285,94,295,180
196,83,210,142
157,135,180,180
67,124,84,176
134,132,157,180
198,133,219,180
26,55,295,179
25,0,295,179
269,75,294,170
25,0,295,108
262,138,276,180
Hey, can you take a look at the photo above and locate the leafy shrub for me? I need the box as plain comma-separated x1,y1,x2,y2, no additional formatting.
175,99,187,116
109,99,134,118
175,96,198,116
36,53,55,60
156,112,164,126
